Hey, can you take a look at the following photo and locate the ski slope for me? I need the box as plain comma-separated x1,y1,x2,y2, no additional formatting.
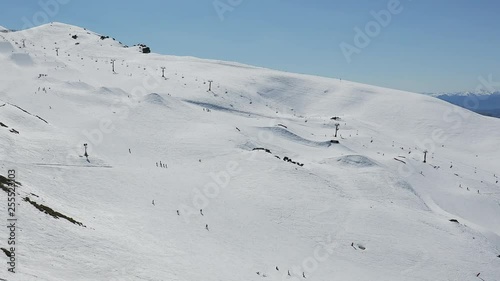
0,22,500,281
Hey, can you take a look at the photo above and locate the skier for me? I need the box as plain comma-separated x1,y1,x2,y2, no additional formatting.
200,209,204,216
205,224,209,231
176,210,180,216
83,143,89,163
152,200,155,206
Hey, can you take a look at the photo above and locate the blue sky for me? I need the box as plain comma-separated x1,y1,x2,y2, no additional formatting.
1,0,499,93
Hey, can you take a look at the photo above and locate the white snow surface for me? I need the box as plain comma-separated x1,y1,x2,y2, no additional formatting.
0,22,500,281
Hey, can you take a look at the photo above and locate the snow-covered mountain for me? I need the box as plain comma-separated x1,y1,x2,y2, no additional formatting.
427,92,500,118
1,22,500,281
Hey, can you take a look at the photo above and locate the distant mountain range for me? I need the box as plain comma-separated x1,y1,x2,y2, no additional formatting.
426,92,500,118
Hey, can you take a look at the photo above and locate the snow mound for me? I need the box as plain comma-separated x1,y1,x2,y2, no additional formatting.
0,41,14,53
10,53,34,66
396,179,420,197
64,81,93,91
261,126,334,147
184,100,253,116
97,87,128,97
143,93,166,105
336,155,379,168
